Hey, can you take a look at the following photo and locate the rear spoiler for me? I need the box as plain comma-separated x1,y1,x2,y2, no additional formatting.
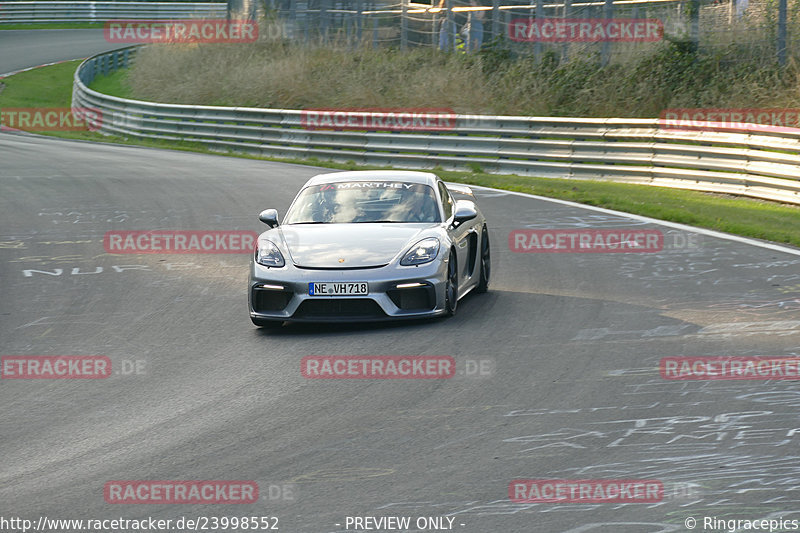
445,183,474,197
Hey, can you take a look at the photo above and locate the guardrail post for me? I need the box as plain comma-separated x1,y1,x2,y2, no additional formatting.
227,0,257,21
335,0,342,41
561,0,571,60
356,0,363,44
289,0,297,40
320,0,329,43
491,0,500,42
505,9,511,48
372,3,379,48
401,0,408,49
432,9,439,48
778,0,787,65
535,0,543,62
601,0,613,65
303,0,310,44
82,59,94,85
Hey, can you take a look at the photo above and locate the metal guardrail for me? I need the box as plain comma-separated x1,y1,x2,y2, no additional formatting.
0,2,226,24
72,47,800,205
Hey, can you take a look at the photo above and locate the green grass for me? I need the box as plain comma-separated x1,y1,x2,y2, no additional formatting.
0,59,80,107
0,59,104,141
447,171,800,246
90,69,133,99
2,60,799,248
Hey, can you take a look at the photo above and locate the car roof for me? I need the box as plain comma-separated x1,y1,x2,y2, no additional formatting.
304,170,439,187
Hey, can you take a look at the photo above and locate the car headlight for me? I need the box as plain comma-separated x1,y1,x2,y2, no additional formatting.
255,239,285,268
400,238,439,266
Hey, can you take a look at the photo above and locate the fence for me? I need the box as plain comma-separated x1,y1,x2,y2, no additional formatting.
252,0,794,65
0,1,226,23
71,47,800,205
1,0,793,65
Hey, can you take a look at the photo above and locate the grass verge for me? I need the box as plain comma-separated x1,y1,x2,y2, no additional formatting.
90,69,133,99
2,60,799,248
1,60,81,107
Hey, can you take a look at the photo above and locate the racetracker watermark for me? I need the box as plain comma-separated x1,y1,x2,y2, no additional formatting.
256,483,297,503
509,479,663,503
1,356,111,379
103,230,258,254
300,108,456,132
509,229,663,253
509,18,663,42
301,356,456,379
661,230,704,251
661,356,800,380
659,108,800,132
104,20,258,43
104,481,259,504
0,108,102,132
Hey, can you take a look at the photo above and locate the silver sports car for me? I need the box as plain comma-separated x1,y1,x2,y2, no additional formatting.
248,170,490,326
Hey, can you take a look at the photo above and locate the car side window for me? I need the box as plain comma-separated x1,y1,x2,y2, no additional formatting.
438,181,454,220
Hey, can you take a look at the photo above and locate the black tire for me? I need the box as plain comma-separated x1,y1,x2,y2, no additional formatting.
476,225,490,293
251,316,283,329
444,249,458,317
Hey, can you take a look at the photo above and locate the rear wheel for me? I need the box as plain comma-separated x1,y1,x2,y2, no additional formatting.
445,249,458,317
476,225,490,293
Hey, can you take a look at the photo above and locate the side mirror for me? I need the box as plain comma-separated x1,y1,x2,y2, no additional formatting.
259,209,279,228
453,200,477,226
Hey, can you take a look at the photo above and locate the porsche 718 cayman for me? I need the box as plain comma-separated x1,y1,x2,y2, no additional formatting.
248,170,490,326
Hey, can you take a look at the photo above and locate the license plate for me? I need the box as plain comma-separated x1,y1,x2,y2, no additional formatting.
309,282,369,296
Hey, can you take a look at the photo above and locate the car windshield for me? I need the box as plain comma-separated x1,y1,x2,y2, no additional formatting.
284,181,441,224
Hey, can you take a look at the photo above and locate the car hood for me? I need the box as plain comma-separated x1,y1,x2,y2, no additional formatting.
277,223,432,268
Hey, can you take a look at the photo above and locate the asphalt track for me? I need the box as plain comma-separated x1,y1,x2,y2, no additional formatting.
0,30,119,76
2,33,800,533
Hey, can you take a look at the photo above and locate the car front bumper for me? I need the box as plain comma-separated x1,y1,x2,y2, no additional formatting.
249,258,449,323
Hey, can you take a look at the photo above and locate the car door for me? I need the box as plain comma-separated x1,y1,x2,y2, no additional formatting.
439,181,473,290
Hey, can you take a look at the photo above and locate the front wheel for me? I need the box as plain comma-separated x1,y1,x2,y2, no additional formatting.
444,250,458,317
476,225,490,293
